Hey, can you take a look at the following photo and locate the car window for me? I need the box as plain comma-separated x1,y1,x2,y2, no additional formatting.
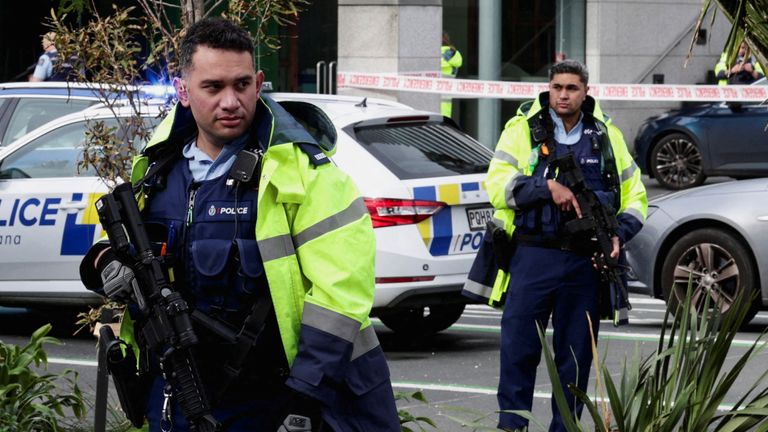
0,117,157,180
350,121,492,179
3,98,95,144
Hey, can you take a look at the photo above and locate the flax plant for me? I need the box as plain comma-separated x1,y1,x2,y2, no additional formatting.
690,0,768,69
539,282,768,432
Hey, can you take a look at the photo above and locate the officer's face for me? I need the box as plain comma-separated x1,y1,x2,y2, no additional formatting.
549,73,588,119
177,45,263,153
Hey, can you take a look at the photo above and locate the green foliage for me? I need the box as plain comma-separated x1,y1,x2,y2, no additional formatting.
539,282,768,432
692,0,768,69
395,390,438,431
0,324,86,431
225,0,310,51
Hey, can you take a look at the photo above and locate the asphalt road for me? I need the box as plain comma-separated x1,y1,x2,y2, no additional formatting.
2,296,767,431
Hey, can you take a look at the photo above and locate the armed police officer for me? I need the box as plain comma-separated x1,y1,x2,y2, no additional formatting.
464,60,647,431
80,17,400,432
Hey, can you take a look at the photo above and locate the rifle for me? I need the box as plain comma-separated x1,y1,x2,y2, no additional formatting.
552,153,632,324
95,182,220,432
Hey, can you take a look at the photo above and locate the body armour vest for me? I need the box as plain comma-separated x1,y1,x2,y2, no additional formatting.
516,116,616,239
143,155,288,400
44,52,75,82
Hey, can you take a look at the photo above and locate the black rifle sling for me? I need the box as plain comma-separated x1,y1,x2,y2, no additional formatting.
213,296,274,400
131,149,180,195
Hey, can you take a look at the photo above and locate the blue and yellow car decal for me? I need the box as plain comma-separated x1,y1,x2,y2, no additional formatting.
413,181,488,256
61,192,102,255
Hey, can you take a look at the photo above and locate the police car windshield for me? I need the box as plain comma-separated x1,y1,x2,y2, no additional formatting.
350,121,492,180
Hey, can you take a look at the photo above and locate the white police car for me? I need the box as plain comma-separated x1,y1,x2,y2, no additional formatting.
0,93,492,335
0,82,102,147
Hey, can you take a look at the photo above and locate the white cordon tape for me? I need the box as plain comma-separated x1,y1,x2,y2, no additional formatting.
337,71,768,102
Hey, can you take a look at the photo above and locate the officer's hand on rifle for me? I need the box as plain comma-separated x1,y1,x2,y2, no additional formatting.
592,235,620,270
547,180,582,218
95,248,139,303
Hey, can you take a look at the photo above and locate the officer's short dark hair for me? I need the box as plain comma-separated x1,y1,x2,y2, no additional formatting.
549,60,589,86
178,17,254,76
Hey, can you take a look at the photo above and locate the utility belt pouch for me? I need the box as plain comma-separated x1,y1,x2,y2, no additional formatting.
98,325,150,428
488,220,515,269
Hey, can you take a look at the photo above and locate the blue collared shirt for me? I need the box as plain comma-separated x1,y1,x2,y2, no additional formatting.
549,107,584,145
182,134,250,182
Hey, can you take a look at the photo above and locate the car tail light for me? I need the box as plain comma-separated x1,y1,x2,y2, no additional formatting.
376,276,436,284
363,198,446,228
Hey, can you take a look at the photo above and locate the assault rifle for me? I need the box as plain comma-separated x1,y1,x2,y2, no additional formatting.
95,182,220,432
552,154,632,323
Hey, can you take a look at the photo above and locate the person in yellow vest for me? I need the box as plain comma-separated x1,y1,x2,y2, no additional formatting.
441,31,463,118
80,17,399,432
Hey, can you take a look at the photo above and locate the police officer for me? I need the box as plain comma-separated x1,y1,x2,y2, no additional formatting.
80,17,400,432
728,41,764,85
441,31,463,118
464,60,647,431
29,32,58,82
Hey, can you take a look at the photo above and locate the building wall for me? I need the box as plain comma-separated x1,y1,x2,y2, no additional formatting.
337,0,442,112
587,0,732,151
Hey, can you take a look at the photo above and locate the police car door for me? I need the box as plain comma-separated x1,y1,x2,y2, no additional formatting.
0,119,106,293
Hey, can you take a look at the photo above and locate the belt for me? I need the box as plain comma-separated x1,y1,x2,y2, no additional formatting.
514,233,593,255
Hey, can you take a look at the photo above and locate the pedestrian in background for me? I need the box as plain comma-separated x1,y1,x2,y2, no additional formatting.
727,41,764,85
441,31,463,119
29,32,59,82
80,16,400,432
465,60,647,431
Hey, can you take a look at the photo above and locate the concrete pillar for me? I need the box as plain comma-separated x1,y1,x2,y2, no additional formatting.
337,0,442,112
477,0,501,149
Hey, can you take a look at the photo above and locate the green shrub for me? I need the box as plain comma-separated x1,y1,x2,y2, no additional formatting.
0,324,85,431
541,284,768,431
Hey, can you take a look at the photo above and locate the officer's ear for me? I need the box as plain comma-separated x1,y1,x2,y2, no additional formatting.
174,77,189,107
254,70,265,98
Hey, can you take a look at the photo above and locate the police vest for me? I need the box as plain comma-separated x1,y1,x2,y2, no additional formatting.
142,155,287,400
515,117,616,239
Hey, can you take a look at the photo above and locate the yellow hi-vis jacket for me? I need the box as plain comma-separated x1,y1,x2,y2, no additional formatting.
462,93,648,322
715,53,729,86
441,45,463,78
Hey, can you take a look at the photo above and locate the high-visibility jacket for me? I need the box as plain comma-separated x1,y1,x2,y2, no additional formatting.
462,92,648,321
83,95,399,430
715,53,729,86
441,45,463,78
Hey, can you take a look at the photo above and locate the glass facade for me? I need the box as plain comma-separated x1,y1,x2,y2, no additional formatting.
443,0,585,138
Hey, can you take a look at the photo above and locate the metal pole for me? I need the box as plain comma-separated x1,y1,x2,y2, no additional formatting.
328,61,337,95
93,326,109,432
316,61,327,94
478,0,502,149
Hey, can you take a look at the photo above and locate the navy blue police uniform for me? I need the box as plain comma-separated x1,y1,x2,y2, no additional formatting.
498,114,614,431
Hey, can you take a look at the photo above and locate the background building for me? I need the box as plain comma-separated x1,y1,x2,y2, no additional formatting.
1,0,731,151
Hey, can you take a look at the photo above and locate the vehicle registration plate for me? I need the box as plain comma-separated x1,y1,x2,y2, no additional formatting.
466,207,494,231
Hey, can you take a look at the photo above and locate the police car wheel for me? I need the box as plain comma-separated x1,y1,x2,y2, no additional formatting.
378,304,466,336
660,228,758,326
650,133,706,190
